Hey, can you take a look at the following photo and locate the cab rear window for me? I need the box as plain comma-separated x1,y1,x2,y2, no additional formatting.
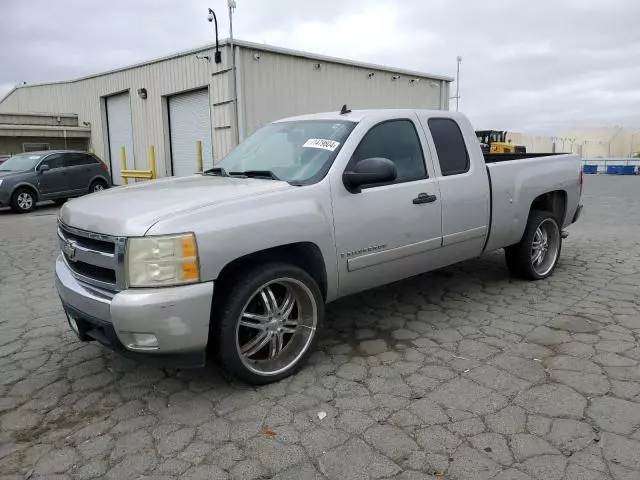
428,118,470,176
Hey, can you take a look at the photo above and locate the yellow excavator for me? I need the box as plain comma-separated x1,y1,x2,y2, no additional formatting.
476,130,526,154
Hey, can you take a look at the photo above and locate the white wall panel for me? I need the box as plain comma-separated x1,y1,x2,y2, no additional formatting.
169,88,212,176
106,92,134,185
239,49,446,136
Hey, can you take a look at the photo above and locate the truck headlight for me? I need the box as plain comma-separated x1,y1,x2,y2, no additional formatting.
126,233,200,287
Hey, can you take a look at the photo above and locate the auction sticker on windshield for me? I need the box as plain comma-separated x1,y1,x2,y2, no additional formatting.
303,138,340,151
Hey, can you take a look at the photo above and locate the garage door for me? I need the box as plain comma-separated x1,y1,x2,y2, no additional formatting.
106,92,135,185
169,89,213,177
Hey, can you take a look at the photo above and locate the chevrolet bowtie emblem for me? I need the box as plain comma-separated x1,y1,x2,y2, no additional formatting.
63,239,77,261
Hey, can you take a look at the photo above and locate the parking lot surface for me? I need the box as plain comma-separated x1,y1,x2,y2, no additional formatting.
1,175,640,480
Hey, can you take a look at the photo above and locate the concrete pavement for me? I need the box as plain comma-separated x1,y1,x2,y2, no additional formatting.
1,175,639,480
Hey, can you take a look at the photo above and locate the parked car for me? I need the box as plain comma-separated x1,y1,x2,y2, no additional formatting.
0,155,10,166
0,150,111,213
55,109,583,384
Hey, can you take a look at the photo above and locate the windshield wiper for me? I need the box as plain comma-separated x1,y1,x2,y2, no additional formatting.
202,167,230,177
229,170,280,180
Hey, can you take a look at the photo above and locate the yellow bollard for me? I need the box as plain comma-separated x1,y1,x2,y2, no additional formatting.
120,147,128,185
149,145,156,180
196,141,203,173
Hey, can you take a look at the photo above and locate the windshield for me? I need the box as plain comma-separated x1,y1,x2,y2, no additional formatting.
217,120,356,184
0,153,45,171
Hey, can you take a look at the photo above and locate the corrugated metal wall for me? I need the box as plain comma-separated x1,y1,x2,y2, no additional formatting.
238,48,447,137
0,44,448,179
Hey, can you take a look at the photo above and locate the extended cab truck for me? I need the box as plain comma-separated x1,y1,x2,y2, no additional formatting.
55,109,583,384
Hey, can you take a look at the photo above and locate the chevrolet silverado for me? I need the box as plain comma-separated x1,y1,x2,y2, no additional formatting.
55,109,583,384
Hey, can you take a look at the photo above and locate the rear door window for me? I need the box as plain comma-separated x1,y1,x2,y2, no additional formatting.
428,118,470,176
41,154,65,169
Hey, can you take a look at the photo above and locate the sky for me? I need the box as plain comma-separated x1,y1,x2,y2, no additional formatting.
1,0,639,134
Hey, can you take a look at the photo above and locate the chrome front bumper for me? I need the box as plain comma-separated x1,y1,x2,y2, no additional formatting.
55,255,214,367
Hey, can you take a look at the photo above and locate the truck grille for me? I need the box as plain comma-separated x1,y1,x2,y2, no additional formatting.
58,222,125,291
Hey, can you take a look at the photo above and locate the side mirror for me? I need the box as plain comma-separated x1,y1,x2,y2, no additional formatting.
343,157,397,193
38,164,50,173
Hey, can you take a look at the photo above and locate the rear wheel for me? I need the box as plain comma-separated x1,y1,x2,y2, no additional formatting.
10,188,36,213
89,179,108,193
505,210,562,280
213,263,324,384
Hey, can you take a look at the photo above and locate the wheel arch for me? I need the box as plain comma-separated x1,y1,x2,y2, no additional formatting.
88,175,109,191
11,182,39,202
213,242,328,302
529,190,567,225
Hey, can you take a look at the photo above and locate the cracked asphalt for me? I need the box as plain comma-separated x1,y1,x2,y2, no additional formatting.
1,175,640,480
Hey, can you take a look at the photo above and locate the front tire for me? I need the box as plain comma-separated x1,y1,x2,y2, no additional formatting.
10,188,36,213
213,263,324,385
505,210,562,280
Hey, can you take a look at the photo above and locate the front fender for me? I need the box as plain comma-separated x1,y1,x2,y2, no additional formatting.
146,181,339,300
10,180,40,201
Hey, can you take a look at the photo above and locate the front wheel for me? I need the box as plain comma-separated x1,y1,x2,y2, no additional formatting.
10,188,36,213
505,210,562,280
213,263,324,385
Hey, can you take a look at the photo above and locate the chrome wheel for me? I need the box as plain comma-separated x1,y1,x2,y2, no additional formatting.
236,278,318,376
530,218,560,277
17,192,33,210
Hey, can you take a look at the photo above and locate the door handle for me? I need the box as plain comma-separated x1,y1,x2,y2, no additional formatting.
413,193,437,204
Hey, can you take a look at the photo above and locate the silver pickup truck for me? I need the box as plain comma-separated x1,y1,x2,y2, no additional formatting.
55,109,583,384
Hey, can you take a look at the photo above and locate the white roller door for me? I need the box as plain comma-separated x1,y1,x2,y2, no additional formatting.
106,92,135,185
169,89,213,177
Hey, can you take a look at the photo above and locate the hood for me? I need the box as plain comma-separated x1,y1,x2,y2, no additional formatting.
0,170,28,180
59,175,293,236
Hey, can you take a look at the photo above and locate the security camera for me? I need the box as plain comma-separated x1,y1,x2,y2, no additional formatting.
253,53,261,60
410,78,420,84
368,72,375,78
391,75,400,80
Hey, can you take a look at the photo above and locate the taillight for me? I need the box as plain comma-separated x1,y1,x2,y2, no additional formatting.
579,169,584,197
99,161,108,171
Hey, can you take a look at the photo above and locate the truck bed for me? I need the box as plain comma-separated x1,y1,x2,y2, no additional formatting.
484,152,569,163
483,152,582,254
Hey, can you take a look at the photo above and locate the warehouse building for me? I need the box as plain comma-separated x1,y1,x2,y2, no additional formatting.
0,39,451,184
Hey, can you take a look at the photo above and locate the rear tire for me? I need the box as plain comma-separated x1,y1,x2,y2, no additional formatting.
10,188,36,213
505,210,562,280
213,262,324,385
89,179,108,193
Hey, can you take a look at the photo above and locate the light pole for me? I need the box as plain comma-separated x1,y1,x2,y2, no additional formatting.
207,8,222,63
227,0,239,144
455,56,461,111
449,56,462,111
